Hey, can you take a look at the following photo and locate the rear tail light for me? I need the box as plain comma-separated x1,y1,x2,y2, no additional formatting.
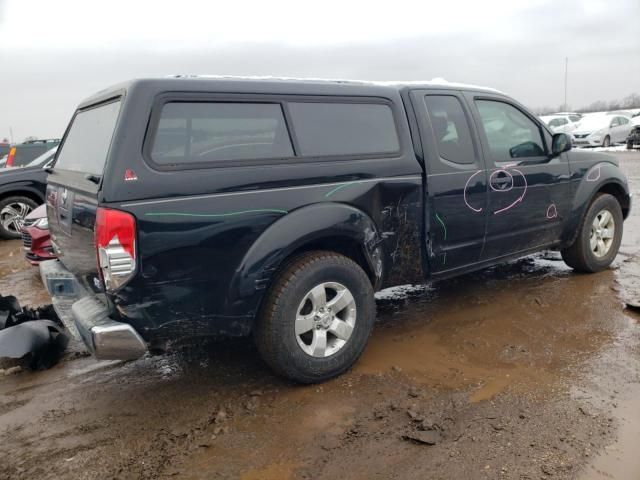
95,207,136,291
6,147,15,167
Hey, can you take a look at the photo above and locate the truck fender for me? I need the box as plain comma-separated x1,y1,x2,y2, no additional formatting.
0,184,45,202
225,202,383,316
562,162,630,245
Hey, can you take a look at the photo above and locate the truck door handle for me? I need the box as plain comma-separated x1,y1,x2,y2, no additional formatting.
491,171,512,190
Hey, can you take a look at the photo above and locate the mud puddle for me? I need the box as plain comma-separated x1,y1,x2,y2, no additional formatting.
582,383,640,480
360,253,621,402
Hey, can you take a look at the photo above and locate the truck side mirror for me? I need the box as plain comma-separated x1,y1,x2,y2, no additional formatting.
551,133,572,156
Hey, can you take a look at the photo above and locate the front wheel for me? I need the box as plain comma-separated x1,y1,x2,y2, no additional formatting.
561,193,623,272
602,135,611,148
255,251,375,383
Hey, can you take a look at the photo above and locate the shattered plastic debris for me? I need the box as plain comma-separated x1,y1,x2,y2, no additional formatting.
0,294,68,370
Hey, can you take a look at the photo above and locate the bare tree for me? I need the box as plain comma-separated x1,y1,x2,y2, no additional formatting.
575,93,640,114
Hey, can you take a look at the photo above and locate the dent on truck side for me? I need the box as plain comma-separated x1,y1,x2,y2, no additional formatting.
224,183,424,319
227,203,382,307
562,154,631,246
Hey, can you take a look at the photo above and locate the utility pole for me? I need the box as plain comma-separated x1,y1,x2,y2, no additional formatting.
564,57,568,111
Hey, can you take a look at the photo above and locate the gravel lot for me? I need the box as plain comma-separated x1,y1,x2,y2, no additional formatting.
1,152,639,480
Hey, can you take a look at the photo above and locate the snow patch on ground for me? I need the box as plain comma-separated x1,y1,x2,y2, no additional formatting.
581,145,632,153
375,284,431,301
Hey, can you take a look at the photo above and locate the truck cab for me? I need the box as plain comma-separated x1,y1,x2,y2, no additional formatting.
41,77,631,383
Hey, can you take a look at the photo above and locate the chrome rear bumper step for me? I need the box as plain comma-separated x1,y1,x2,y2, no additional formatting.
39,260,147,360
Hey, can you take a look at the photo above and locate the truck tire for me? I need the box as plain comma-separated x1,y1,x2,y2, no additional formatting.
561,193,623,273
255,251,375,383
0,196,38,239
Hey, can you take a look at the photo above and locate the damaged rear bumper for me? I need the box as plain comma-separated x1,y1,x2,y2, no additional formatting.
40,260,147,361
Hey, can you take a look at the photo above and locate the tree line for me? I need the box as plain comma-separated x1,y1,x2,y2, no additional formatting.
534,92,640,116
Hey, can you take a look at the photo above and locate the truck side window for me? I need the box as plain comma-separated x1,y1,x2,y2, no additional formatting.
150,102,293,165
424,95,475,165
475,100,545,163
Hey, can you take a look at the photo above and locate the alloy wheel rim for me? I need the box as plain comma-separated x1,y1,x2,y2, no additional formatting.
590,209,615,258
295,282,357,358
0,202,33,234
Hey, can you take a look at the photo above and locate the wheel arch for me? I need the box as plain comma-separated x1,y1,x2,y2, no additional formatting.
597,182,630,219
562,163,631,246
224,202,384,318
0,188,45,206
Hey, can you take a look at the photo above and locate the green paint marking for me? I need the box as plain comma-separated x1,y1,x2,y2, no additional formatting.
324,181,360,198
435,212,447,240
145,209,288,219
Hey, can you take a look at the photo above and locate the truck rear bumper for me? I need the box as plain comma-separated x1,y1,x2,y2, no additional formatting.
39,259,147,360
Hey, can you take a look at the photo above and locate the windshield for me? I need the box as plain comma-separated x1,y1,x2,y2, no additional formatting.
548,118,566,127
54,99,121,175
26,146,58,167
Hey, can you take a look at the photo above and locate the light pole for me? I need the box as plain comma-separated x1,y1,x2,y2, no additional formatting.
564,57,568,111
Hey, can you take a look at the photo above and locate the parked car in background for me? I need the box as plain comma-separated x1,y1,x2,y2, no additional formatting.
555,111,583,121
572,113,633,147
605,110,633,118
0,141,10,169
627,116,640,150
0,146,55,238
540,114,579,134
5,139,59,168
21,204,56,265
41,77,630,383
0,142,10,159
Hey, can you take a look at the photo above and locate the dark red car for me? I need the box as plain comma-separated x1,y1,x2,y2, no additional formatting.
21,204,56,265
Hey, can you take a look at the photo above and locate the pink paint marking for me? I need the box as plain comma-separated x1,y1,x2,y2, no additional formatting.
586,165,601,182
546,203,558,219
464,170,484,213
493,167,528,215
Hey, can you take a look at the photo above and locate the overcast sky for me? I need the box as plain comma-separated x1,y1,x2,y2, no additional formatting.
0,0,638,141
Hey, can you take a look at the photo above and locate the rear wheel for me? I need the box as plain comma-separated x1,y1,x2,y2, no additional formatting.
561,193,623,272
602,135,611,148
255,251,375,383
0,196,38,239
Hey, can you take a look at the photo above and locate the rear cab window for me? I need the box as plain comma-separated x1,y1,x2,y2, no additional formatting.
54,99,122,175
423,95,475,165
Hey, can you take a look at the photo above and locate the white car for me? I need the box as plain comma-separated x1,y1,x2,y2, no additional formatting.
540,114,581,134
572,114,633,147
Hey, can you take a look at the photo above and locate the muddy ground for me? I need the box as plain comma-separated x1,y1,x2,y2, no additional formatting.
1,152,639,480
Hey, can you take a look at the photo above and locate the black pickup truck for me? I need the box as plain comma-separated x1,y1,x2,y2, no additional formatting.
40,77,631,383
